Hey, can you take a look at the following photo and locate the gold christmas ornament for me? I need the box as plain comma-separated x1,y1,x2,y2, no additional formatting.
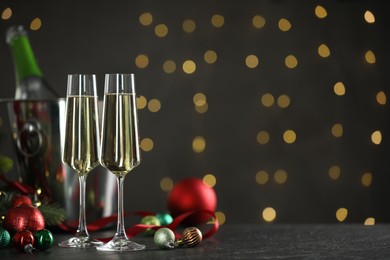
177,227,202,248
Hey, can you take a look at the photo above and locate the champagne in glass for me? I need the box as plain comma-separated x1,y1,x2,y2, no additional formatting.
59,74,103,248
97,73,144,252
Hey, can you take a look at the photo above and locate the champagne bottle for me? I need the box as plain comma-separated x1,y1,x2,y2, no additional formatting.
6,25,59,99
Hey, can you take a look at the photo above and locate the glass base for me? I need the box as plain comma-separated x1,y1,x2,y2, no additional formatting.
96,237,145,252
58,236,104,248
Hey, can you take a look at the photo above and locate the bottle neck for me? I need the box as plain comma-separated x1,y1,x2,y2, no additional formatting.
9,35,43,82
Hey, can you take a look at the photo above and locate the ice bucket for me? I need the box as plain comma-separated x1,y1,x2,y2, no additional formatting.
0,98,117,222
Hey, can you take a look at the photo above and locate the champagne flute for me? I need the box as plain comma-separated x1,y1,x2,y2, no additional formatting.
59,74,103,248
96,73,144,251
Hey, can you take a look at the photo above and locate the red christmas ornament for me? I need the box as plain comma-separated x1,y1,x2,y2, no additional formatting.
11,195,33,208
167,177,217,225
3,205,45,233
12,230,34,252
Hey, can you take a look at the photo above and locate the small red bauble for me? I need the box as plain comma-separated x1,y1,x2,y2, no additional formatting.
167,177,217,225
11,195,33,208
3,205,45,233
12,230,34,252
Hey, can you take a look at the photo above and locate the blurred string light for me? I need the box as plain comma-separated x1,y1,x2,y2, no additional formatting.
203,174,216,188
148,99,161,112
155,24,168,37
1,7,12,20
192,136,206,153
283,130,296,144
215,211,226,225
140,137,154,152
139,12,153,26
334,82,346,96
371,131,382,145
183,19,196,33
331,123,343,138
274,169,288,184
245,54,259,68
261,93,274,107
318,44,331,58
365,50,376,64
361,172,372,187
277,95,290,108
262,207,276,222
257,130,270,145
285,55,298,69
204,50,217,64
136,95,147,109
135,54,149,69
160,177,174,192
211,14,224,27
315,5,327,19
364,10,375,24
376,91,387,105
30,17,42,30
278,18,291,31
183,60,196,74
336,208,348,222
163,60,176,74
329,165,341,180
256,170,269,185
252,15,266,29
364,217,375,225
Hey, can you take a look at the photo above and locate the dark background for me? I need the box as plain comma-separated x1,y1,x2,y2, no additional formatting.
0,0,389,224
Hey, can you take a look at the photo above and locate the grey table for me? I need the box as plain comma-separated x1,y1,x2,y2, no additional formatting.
2,224,390,259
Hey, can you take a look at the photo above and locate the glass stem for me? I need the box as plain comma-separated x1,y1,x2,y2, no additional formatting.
76,174,89,237
115,175,127,239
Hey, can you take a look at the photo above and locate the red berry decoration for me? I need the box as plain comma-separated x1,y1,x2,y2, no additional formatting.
167,177,217,225
11,195,33,208
3,205,45,233
12,230,34,252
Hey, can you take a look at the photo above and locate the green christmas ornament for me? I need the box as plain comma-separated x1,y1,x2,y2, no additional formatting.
33,229,54,251
154,227,175,249
0,227,11,248
141,215,161,235
156,213,173,226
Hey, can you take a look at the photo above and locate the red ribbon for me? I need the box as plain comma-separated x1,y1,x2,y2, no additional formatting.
59,210,219,243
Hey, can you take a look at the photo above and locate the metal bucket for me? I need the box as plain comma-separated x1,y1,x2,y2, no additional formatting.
0,99,117,222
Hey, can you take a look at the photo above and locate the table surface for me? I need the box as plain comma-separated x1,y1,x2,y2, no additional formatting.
2,224,390,259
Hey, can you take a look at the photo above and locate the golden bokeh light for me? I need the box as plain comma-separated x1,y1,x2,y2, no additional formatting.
376,91,387,105
160,177,174,192
318,44,330,58
329,165,341,180
148,99,161,112
204,50,218,64
139,12,153,26
261,93,274,107
315,5,327,19
278,18,291,31
364,217,375,226
285,55,298,69
371,130,382,145
1,7,12,20
193,136,206,153
277,95,290,108
203,174,217,188
183,19,196,33
215,211,226,225
245,54,259,69
331,123,343,138
336,208,348,222
257,131,270,145
334,82,346,96
136,95,147,109
211,14,225,28
330,168,343,183
155,24,168,37
140,137,154,152
193,92,207,106
252,15,266,29
30,18,42,31
262,207,276,222
365,50,376,64
135,54,149,69
274,169,288,184
361,172,373,187
163,60,176,74
283,130,296,144
183,60,196,74
364,10,375,24
256,170,269,185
